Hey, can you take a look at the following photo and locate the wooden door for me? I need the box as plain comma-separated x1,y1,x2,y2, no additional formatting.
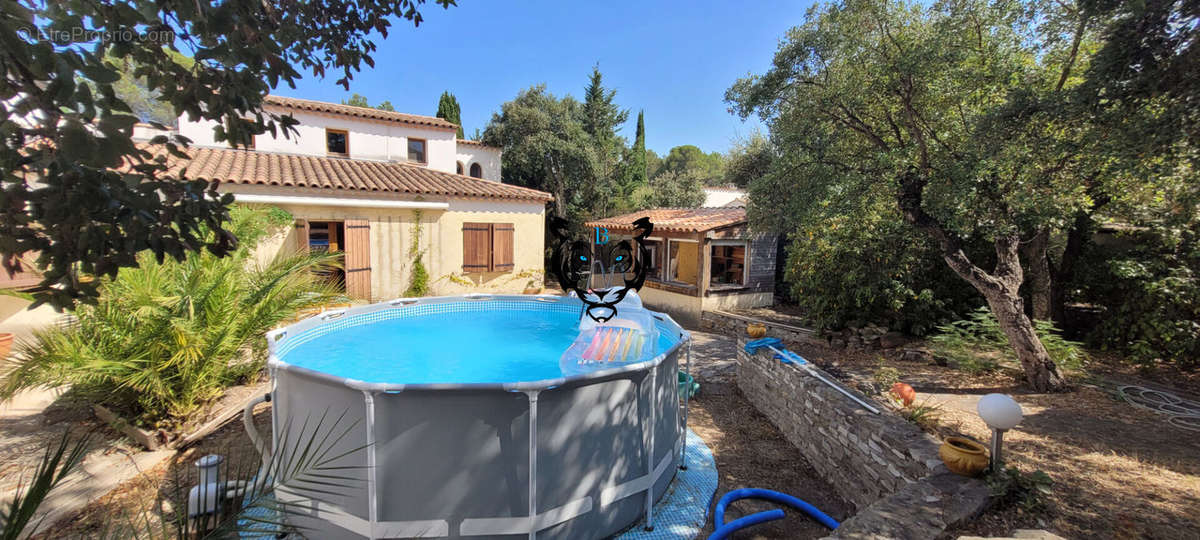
343,218,371,299
294,219,310,253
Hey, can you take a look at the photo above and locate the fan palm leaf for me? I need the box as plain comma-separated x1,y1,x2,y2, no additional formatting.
0,206,344,427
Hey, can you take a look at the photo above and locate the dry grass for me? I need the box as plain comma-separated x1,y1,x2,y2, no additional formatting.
821,347,1200,539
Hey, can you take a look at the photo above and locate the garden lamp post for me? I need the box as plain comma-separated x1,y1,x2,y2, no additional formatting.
977,393,1023,472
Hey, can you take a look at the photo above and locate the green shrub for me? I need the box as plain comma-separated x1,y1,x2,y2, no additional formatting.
405,210,430,297
0,206,343,428
930,307,1086,373
783,205,979,335
405,254,430,297
1075,225,1200,369
873,365,901,387
986,466,1053,512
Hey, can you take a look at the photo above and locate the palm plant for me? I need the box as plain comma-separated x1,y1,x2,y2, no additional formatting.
92,410,366,540
0,206,344,428
0,431,90,539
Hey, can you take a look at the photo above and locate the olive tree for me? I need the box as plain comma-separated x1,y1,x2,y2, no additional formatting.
727,0,1096,390
1,0,453,310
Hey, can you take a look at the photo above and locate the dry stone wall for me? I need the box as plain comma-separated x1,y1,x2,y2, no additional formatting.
735,339,990,538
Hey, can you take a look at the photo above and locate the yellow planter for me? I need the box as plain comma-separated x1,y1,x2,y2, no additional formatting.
746,323,767,338
939,437,989,477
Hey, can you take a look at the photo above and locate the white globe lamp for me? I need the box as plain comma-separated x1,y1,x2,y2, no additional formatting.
977,393,1023,470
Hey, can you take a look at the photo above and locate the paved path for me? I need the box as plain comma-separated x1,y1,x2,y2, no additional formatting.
0,299,173,533
685,330,738,384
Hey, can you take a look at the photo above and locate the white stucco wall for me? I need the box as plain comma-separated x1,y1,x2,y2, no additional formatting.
178,108,458,173
702,188,746,208
454,144,503,182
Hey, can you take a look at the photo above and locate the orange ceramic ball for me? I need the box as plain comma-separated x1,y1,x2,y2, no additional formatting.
890,382,916,406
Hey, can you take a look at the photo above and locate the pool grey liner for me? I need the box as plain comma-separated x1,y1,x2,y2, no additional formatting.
264,294,691,539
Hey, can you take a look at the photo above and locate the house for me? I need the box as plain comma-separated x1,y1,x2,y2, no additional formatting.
133,95,552,301
585,207,777,326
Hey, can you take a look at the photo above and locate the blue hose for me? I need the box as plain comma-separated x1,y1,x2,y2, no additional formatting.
743,338,782,355
708,488,839,540
708,509,785,540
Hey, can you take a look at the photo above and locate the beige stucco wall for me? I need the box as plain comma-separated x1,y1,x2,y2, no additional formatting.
430,198,546,295
231,186,545,300
639,286,703,328
702,291,774,312
637,287,773,329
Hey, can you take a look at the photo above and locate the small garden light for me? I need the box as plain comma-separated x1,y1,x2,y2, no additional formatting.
977,393,1023,471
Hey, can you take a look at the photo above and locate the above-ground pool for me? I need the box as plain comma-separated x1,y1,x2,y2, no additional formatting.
265,294,690,539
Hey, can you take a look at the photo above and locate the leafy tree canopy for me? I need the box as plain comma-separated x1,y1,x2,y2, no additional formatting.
482,85,598,224
342,93,399,112
632,170,706,210
727,0,1151,390
1,0,454,310
724,133,774,188
105,49,195,125
657,144,726,185
342,93,371,108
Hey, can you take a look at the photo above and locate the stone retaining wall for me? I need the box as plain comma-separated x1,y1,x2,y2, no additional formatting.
700,310,826,346
736,339,990,537
702,309,911,352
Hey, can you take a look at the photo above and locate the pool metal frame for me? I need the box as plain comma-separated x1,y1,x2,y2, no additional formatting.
264,293,692,539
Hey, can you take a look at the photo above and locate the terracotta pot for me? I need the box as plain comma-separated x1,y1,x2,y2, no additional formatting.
0,333,12,359
746,323,767,338
890,382,916,406
939,436,989,477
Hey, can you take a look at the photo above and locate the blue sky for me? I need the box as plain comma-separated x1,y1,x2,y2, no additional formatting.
275,1,815,155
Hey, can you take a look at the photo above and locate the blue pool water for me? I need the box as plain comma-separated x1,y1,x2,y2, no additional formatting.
279,306,679,385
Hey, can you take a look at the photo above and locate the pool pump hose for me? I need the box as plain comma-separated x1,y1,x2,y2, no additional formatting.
708,488,839,540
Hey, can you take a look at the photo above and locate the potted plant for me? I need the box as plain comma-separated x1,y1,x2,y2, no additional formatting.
939,436,989,477
746,322,767,338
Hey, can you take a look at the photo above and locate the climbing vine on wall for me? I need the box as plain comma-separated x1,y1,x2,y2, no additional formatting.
405,210,430,296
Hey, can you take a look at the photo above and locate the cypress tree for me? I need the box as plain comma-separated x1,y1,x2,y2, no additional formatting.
629,110,647,185
436,91,464,138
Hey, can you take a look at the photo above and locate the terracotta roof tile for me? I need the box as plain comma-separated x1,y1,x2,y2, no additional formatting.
586,207,746,233
264,95,457,131
134,144,552,202
456,139,499,149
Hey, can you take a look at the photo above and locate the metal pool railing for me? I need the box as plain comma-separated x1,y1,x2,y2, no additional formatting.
260,293,693,539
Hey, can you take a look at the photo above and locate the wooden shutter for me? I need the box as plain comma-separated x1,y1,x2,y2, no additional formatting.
294,219,310,253
492,223,514,272
462,223,492,272
344,218,371,299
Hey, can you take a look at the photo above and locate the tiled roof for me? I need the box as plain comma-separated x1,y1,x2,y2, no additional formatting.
586,207,747,233
456,139,499,148
134,144,552,202
264,95,458,131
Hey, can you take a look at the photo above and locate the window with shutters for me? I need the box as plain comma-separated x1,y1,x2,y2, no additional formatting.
462,223,514,273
